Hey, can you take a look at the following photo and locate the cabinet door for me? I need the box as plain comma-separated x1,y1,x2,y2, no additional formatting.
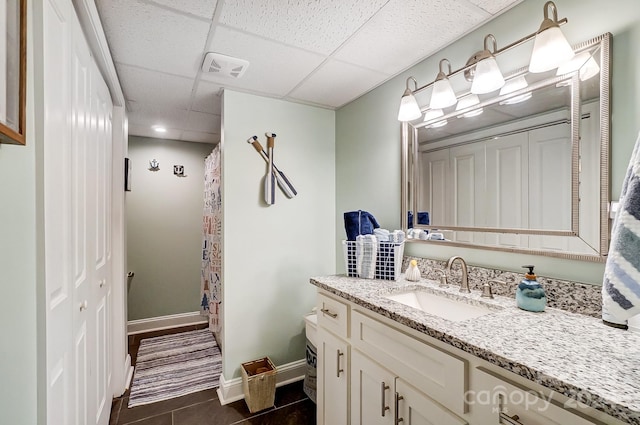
318,328,349,425
351,350,395,425
395,378,467,425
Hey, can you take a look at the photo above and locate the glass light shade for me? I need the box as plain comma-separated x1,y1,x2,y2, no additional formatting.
456,94,483,118
529,26,575,73
397,91,422,121
556,51,600,81
429,78,457,109
471,57,505,94
422,108,444,122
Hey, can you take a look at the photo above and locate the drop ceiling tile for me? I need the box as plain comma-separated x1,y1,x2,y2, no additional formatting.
185,111,221,133
117,64,195,110
129,124,183,140
181,130,220,144
288,60,390,108
467,0,521,14
202,26,326,96
192,81,223,115
218,0,388,55
334,0,491,75
127,101,189,129
147,0,218,19
95,0,210,77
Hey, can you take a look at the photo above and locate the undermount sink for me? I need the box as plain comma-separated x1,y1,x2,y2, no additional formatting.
384,289,497,322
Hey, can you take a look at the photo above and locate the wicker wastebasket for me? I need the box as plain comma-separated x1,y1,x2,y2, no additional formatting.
241,357,276,413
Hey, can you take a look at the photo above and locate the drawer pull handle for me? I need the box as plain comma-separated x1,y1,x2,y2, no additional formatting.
500,413,524,425
336,350,344,377
499,395,525,424
321,308,338,319
381,382,390,417
395,392,404,424
79,300,88,312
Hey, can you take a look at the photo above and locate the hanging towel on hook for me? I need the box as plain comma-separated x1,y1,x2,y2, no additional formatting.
602,132,640,325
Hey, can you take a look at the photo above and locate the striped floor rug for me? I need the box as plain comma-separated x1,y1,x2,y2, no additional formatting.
128,328,222,408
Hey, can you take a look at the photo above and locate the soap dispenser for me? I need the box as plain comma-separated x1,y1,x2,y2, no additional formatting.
515,265,547,312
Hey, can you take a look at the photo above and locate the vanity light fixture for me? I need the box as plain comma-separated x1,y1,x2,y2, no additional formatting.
429,59,457,109
529,1,574,73
398,77,422,121
556,51,600,82
396,1,570,122
455,94,483,118
469,35,505,95
499,75,532,105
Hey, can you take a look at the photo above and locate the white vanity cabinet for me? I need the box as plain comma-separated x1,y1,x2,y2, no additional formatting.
315,288,630,425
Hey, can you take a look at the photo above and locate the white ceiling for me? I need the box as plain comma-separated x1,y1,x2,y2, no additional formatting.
95,0,522,144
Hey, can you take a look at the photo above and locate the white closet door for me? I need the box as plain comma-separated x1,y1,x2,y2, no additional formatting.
528,124,572,251
449,143,485,244
44,1,114,424
420,149,450,227
44,0,74,423
91,61,113,425
485,133,529,248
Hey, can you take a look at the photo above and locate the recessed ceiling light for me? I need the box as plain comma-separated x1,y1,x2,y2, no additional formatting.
153,126,167,133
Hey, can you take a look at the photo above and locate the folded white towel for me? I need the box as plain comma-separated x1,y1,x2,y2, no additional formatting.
602,132,640,324
356,235,377,279
389,230,405,243
374,228,390,242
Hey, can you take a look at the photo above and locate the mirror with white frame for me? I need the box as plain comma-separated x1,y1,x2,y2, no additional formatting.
401,33,610,261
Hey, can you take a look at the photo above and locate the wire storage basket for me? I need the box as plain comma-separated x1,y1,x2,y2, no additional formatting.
342,239,405,281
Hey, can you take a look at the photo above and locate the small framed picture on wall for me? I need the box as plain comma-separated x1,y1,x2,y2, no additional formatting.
124,157,132,191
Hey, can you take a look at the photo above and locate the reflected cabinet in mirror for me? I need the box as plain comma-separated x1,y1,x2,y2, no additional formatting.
401,33,610,261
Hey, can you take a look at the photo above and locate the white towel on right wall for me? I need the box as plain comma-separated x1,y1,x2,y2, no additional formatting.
602,132,640,324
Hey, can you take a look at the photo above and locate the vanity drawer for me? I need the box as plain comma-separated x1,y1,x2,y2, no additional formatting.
317,292,349,339
474,367,611,425
351,309,467,416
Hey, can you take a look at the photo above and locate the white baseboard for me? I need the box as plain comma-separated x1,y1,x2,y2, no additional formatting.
127,311,208,335
217,359,307,405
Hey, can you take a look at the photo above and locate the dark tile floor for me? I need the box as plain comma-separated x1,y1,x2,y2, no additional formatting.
110,325,316,425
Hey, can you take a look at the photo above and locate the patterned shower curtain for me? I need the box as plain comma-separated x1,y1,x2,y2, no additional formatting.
201,145,222,332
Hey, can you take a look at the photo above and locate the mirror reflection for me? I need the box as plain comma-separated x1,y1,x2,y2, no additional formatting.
402,33,610,261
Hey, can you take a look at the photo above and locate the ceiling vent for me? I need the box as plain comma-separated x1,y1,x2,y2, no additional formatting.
201,52,249,79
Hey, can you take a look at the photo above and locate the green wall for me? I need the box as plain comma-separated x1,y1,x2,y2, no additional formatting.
336,0,640,284
0,2,40,424
126,136,215,320
222,90,335,378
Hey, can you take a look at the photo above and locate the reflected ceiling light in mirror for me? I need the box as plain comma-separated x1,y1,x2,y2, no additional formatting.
398,77,422,121
429,59,457,109
423,108,448,128
455,94,483,118
499,75,532,105
556,51,600,81
529,1,574,73
469,35,505,95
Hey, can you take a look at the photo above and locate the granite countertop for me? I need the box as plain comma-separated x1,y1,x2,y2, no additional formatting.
310,274,640,424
